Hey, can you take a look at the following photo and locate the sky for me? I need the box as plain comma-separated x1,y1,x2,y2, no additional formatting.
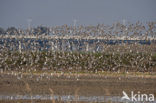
0,0,156,28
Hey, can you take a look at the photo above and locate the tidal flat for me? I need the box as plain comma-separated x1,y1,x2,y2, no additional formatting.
0,72,156,103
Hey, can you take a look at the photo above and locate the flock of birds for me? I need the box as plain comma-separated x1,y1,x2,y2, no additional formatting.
0,22,156,103
0,21,156,74
1,21,156,38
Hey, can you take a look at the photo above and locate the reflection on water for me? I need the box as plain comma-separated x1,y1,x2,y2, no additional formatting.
0,95,121,102
0,94,122,102
0,38,155,52
0,94,156,103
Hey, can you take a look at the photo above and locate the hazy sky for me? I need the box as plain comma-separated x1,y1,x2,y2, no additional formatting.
0,0,156,28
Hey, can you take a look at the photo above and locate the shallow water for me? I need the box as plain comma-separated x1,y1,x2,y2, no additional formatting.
0,38,154,51
0,94,156,103
0,94,123,102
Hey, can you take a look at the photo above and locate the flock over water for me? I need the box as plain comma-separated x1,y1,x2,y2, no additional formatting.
0,21,156,72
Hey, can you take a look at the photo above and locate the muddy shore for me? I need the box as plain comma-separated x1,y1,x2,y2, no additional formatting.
0,73,156,103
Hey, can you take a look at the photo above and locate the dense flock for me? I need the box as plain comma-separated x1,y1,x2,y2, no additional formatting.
0,21,155,37
0,50,156,72
0,21,156,73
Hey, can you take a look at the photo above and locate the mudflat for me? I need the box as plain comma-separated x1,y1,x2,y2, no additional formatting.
0,72,156,103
